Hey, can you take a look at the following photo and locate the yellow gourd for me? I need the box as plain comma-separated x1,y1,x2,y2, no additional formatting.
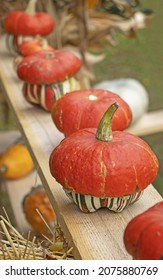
0,143,34,179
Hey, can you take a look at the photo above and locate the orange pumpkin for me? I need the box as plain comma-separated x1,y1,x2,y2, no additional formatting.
17,49,81,111
51,89,132,136
124,201,163,260
23,185,56,235
18,36,54,57
49,103,159,213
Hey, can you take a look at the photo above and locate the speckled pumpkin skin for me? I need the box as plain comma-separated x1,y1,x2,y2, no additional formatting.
124,201,163,260
17,50,81,85
51,89,132,136
49,128,159,212
4,11,54,36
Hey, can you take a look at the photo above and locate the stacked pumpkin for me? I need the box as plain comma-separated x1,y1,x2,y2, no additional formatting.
4,0,55,56
4,1,82,111
49,96,159,213
16,49,81,111
49,89,161,259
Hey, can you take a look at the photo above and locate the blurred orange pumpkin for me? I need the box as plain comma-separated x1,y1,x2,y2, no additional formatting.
18,36,54,57
23,185,56,235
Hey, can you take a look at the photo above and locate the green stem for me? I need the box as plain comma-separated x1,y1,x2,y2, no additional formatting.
96,102,119,142
44,52,54,58
25,0,37,15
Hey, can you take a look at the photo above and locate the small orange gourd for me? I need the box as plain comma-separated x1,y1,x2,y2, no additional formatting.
0,143,34,179
23,185,56,235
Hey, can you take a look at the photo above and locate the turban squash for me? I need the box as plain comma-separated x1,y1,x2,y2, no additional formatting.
49,103,159,213
4,0,55,55
23,185,56,235
124,201,163,260
51,89,132,136
0,143,34,179
17,49,81,111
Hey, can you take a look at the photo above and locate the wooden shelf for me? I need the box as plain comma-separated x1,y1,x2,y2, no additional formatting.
0,36,162,260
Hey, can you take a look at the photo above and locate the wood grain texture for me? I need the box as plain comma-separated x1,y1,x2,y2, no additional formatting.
0,36,162,260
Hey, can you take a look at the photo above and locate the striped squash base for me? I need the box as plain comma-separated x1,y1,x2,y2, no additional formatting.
65,190,143,213
6,34,33,56
23,77,81,111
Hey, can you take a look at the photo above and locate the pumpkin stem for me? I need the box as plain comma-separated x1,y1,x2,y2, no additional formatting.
25,0,37,15
44,52,54,59
96,102,119,142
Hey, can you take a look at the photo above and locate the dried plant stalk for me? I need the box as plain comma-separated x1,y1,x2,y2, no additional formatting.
0,210,74,260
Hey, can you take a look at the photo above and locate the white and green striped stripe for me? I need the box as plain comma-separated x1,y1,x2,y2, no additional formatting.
6,34,33,56
65,190,143,213
22,77,81,111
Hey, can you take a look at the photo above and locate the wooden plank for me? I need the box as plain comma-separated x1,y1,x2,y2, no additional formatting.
0,36,162,260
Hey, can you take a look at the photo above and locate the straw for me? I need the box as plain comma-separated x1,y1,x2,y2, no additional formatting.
0,209,74,260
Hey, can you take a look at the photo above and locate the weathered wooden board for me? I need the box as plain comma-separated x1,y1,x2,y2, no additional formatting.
0,36,162,260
